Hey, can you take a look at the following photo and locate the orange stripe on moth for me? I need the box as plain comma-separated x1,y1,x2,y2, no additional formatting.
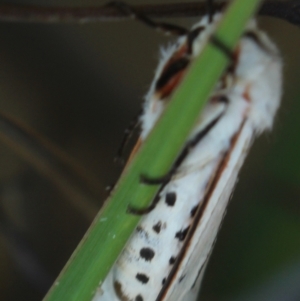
156,69,186,100
124,138,142,169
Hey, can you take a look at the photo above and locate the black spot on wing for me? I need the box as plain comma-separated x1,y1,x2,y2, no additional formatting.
175,226,190,241
136,273,149,284
165,192,176,206
162,278,166,285
113,281,129,301
140,248,155,261
152,221,162,233
135,295,144,301
169,256,176,265
190,205,198,218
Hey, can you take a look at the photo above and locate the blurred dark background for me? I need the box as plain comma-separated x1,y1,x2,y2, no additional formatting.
0,0,299,300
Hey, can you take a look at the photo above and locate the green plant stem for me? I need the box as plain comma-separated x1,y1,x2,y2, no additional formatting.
43,0,263,300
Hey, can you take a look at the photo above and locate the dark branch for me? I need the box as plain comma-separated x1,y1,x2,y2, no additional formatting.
260,0,300,26
0,1,299,27
0,3,211,23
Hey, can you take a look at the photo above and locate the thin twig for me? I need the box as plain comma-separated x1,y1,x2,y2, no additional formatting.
0,1,299,26
0,112,100,220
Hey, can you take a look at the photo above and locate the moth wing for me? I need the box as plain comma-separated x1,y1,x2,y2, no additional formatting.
163,121,254,301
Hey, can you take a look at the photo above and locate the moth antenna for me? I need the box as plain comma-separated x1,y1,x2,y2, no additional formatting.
127,201,157,215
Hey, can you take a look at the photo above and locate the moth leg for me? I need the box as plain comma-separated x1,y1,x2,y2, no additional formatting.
207,0,215,23
210,35,235,61
129,110,225,215
128,173,173,215
115,109,142,165
206,0,233,60
140,109,224,185
105,1,188,36
140,173,172,185
127,195,159,215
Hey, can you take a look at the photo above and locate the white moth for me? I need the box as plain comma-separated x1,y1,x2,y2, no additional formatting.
93,13,282,301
